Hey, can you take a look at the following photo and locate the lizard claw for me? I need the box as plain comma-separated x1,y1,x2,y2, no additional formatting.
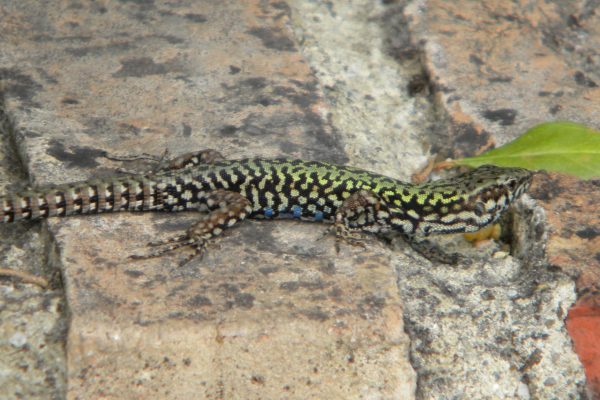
177,242,207,267
129,234,206,264
333,224,368,253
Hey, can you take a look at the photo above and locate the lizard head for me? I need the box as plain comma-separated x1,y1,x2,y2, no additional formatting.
445,164,534,232
407,165,533,236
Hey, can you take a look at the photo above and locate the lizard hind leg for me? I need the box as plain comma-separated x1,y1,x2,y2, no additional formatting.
130,189,252,266
105,149,226,175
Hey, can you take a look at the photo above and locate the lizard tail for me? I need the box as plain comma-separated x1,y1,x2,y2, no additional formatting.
0,177,157,223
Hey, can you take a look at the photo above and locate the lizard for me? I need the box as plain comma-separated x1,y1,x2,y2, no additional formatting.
0,149,533,264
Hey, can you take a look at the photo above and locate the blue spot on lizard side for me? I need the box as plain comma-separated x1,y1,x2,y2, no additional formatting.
292,205,302,218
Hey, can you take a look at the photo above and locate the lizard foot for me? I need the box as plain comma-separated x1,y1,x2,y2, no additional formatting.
130,234,207,266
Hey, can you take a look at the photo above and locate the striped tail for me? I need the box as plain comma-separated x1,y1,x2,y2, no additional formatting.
0,176,159,223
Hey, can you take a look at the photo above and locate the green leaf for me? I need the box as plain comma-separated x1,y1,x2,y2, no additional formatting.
455,121,600,179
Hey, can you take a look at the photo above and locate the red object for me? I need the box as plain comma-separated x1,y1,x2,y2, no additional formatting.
566,301,600,398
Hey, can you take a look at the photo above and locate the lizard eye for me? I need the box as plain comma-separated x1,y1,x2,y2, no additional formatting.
473,201,485,217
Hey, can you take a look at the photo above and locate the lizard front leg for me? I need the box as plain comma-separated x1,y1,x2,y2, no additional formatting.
334,189,391,250
402,234,463,265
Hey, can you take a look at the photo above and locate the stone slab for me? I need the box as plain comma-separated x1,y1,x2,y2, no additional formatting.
529,172,600,292
58,218,414,399
0,102,67,400
405,0,600,158
394,195,586,399
404,1,598,395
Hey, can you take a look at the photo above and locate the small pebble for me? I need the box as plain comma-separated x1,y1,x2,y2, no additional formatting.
9,332,27,348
